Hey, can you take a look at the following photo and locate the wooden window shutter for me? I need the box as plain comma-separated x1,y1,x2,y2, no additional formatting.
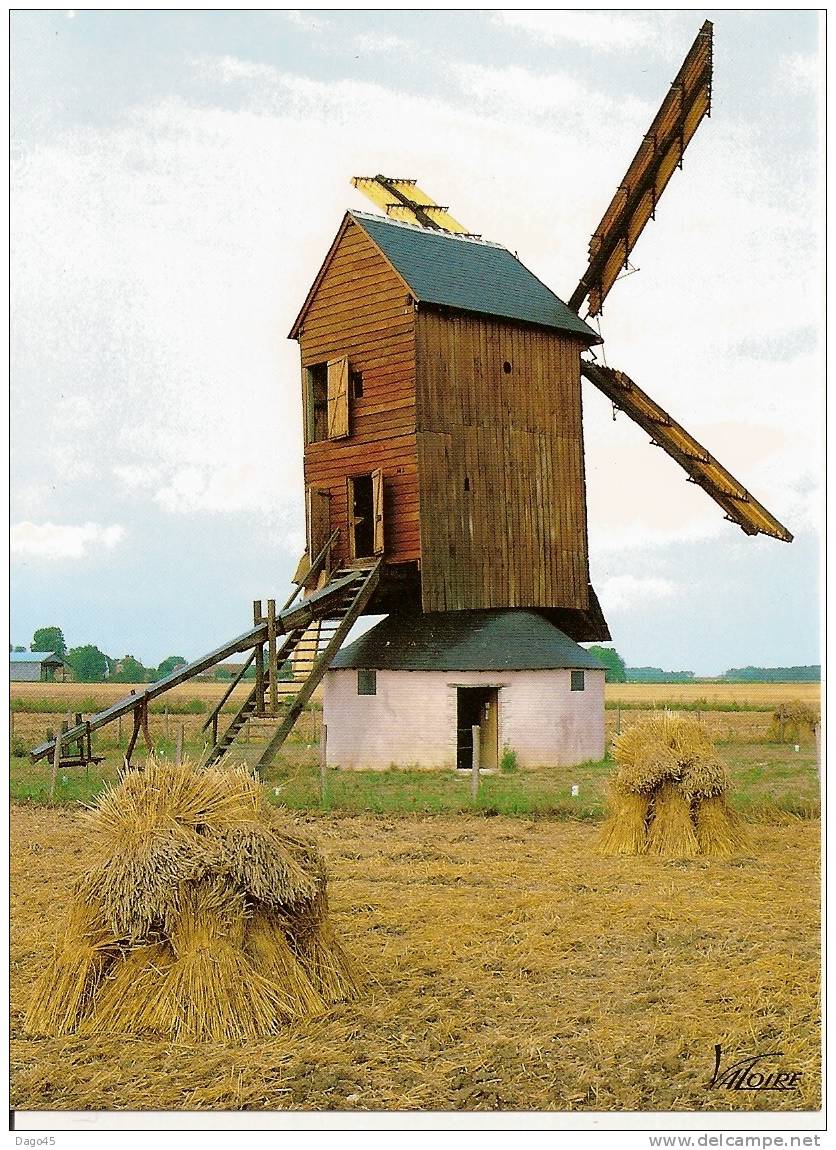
372,469,384,555
327,357,349,439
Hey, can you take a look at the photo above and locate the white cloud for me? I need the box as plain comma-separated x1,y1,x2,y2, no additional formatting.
491,10,669,53
775,51,821,95
10,36,822,560
153,463,283,516
351,32,410,55
600,575,678,612
285,10,330,34
11,522,126,560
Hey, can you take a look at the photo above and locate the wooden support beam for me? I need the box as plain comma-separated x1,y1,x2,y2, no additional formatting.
256,561,382,773
267,599,279,715
253,599,265,716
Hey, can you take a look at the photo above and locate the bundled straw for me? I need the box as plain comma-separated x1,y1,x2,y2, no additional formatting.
597,787,651,857
645,783,699,859
25,759,361,1039
599,713,747,860
24,898,120,1036
695,795,750,859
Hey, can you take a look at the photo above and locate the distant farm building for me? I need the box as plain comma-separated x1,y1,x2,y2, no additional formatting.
323,610,605,771
10,651,69,683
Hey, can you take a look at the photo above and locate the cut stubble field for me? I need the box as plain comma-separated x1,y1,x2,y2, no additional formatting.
10,806,820,1112
8,679,821,1114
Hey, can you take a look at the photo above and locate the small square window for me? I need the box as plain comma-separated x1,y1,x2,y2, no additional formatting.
570,670,585,692
357,668,377,696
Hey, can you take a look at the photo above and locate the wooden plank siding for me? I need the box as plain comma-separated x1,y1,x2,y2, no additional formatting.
415,309,590,613
297,219,420,567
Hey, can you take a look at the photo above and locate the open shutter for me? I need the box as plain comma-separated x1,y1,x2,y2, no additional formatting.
327,357,349,439
306,486,332,567
372,469,384,555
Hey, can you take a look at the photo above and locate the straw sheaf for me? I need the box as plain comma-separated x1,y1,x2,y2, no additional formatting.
695,794,751,859
208,824,320,910
597,788,651,856
24,899,120,1036
645,783,699,859
24,759,361,1038
244,909,327,1017
678,755,731,801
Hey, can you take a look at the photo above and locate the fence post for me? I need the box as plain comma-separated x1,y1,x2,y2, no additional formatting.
616,708,621,735
164,707,170,740
175,723,184,766
814,721,821,780
50,729,61,802
117,714,122,748
320,724,328,806
471,724,481,800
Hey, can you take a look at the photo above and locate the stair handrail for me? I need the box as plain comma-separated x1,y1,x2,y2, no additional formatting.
282,529,340,613
201,648,256,733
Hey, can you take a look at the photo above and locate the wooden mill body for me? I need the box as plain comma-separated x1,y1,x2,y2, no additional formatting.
291,211,609,641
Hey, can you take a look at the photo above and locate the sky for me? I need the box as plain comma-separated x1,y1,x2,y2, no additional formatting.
10,9,824,675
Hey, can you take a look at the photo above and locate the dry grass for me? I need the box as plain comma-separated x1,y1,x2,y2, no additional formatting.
11,805,820,1113
605,682,820,708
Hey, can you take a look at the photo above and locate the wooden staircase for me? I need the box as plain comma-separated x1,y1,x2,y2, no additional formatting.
204,560,381,771
30,530,380,773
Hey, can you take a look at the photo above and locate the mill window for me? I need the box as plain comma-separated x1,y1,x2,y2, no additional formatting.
357,668,377,696
303,357,350,443
571,670,585,692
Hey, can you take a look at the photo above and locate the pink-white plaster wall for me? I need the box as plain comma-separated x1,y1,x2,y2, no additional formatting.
322,667,605,770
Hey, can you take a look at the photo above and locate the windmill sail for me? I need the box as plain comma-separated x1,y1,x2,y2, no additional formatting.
581,361,792,542
351,176,471,234
570,20,713,317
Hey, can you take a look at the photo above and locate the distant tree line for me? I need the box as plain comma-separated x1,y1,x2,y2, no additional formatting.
719,665,820,683
12,625,189,684
583,645,820,684
13,624,294,685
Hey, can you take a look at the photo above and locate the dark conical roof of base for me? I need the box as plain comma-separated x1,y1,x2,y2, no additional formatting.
331,609,605,672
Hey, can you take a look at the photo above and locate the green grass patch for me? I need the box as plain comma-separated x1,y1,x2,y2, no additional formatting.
9,734,820,821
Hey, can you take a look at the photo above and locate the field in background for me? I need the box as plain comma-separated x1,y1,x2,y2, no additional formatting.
9,679,821,815
11,678,821,711
10,806,820,1112
9,679,821,1113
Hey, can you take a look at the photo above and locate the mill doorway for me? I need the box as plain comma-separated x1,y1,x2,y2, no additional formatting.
456,687,499,771
348,469,384,560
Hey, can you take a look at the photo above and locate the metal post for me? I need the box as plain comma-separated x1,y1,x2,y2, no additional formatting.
471,724,481,800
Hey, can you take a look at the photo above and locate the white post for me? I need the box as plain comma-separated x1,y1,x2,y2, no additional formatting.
471,724,481,800
320,724,328,805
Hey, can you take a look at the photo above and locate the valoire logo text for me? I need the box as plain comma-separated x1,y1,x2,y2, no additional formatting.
709,1043,802,1091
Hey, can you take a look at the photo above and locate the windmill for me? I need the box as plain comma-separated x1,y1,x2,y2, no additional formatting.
348,20,791,553
32,20,791,776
